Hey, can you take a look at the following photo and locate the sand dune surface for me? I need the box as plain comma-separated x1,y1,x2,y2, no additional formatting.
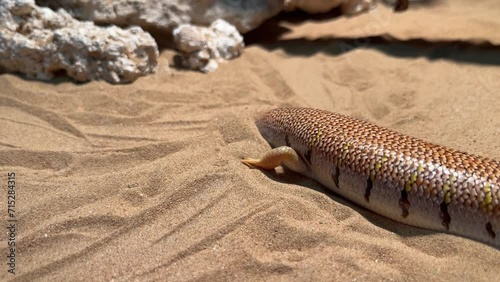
1,0,500,281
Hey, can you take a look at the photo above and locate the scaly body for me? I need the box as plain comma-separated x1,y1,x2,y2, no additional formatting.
242,107,500,248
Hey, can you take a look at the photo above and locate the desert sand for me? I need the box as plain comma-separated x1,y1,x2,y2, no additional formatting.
1,1,500,281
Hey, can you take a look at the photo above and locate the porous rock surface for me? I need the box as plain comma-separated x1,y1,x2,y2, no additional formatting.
0,0,159,83
36,0,286,34
36,0,377,35
173,19,244,73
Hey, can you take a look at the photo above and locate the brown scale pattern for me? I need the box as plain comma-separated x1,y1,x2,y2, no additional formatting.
257,108,500,217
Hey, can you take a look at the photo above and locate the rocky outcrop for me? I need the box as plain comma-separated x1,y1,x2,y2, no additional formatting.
0,0,387,83
0,0,159,83
36,0,381,36
173,19,244,73
36,0,286,34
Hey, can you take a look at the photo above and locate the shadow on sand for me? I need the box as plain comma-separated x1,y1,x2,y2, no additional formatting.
245,9,500,66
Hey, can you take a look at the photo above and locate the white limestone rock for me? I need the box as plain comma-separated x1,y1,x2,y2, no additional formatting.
0,0,159,83
35,1,384,38
173,19,244,73
36,0,286,34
